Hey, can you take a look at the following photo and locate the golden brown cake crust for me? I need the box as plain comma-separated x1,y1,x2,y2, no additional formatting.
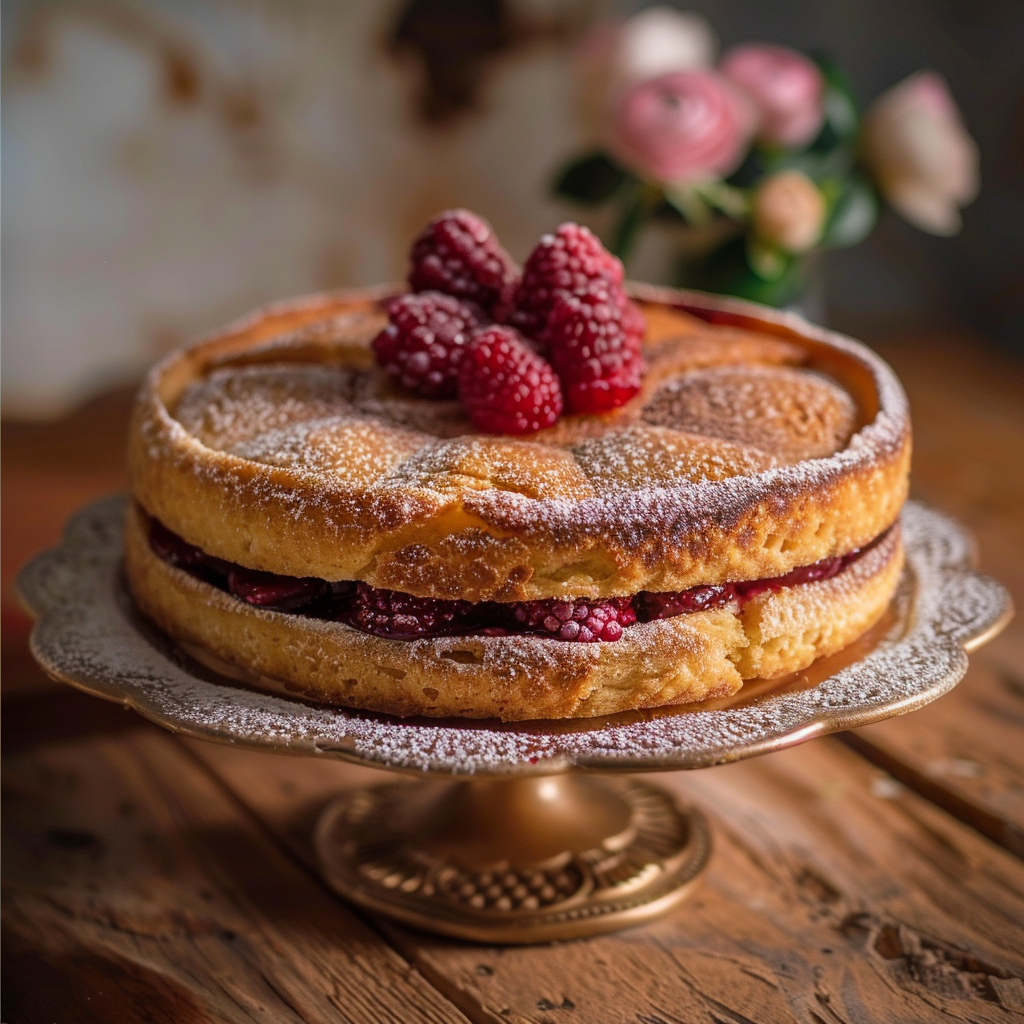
124,501,904,721
128,284,911,603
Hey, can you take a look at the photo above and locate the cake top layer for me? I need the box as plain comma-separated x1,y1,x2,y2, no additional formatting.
173,299,858,500
130,286,910,601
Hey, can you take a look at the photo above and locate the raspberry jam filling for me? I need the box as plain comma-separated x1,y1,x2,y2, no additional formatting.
148,517,883,643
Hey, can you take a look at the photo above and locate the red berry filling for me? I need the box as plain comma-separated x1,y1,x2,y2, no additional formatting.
504,596,637,642
635,549,870,621
227,566,327,611
149,519,231,586
633,585,734,620
148,516,882,643
149,519,207,569
342,582,474,639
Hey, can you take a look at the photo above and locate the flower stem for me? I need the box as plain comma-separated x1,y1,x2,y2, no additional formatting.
610,182,661,266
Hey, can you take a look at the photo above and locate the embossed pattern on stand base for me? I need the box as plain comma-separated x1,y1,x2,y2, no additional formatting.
315,776,711,943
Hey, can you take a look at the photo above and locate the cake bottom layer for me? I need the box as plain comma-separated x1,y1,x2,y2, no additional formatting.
124,502,904,721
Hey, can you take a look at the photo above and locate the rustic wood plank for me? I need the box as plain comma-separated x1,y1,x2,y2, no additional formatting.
2,676,147,754
1,727,471,1024
844,629,1024,858
188,735,1024,1024
844,334,1024,856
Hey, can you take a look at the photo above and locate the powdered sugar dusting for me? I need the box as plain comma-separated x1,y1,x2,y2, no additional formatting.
641,365,858,463
158,297,907,534
572,425,778,491
231,417,427,482
20,497,1010,775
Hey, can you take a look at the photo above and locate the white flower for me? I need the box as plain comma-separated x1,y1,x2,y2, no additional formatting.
862,71,979,235
575,8,717,135
611,7,717,85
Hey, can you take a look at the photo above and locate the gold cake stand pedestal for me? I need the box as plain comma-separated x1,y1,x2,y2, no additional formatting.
17,497,1011,943
315,774,709,942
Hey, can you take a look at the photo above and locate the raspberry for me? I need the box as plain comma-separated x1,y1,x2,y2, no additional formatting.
373,291,486,398
227,566,327,611
458,326,563,434
343,582,473,639
505,596,637,642
634,585,735,621
542,279,645,414
510,223,624,337
408,209,519,315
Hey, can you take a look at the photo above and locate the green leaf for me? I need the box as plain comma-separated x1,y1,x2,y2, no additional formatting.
692,180,750,219
762,145,853,182
678,235,807,308
823,86,859,141
812,54,860,143
552,152,628,204
746,235,792,281
729,261,808,307
822,176,879,248
609,180,663,264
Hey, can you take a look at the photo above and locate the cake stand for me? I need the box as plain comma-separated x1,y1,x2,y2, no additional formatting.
17,496,1011,943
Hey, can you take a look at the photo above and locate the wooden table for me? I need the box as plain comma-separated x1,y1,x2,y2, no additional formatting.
4,332,1024,1023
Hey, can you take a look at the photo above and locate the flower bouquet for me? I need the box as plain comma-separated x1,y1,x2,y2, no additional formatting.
555,7,979,310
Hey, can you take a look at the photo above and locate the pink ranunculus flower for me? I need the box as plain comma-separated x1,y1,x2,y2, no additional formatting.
608,71,755,184
862,71,979,235
721,44,825,149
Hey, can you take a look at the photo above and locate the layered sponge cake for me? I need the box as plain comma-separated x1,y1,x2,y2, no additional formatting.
126,267,910,720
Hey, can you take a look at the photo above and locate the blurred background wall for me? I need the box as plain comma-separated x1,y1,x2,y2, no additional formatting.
3,0,1022,418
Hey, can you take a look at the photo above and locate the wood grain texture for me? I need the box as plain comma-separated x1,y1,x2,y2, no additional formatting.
845,631,1024,858
847,335,1024,856
1,727,470,1024
187,736,1024,1024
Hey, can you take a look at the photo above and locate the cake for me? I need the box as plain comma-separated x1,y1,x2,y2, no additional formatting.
125,214,910,721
